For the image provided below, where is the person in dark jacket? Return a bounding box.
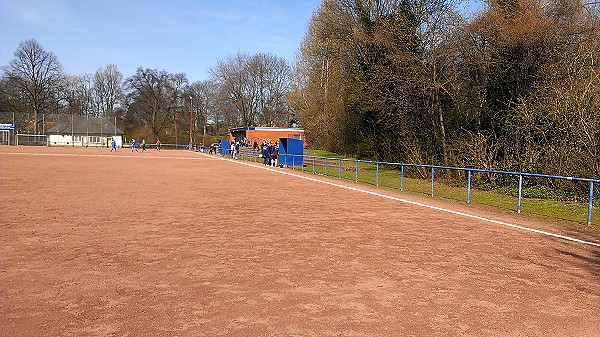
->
[270,141,279,167]
[261,140,270,166]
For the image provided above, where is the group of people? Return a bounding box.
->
[224,138,279,166]
[260,139,279,167]
[130,138,150,152]
[188,142,206,152]
[112,137,160,152]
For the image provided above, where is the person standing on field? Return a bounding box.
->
[141,138,147,152]
[261,140,269,166]
[234,141,240,159]
[267,141,274,166]
[110,138,117,152]
[156,139,161,151]
[230,139,236,158]
[131,138,138,152]
[270,141,279,167]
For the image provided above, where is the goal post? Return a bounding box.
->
[0,130,10,145]
[16,134,48,146]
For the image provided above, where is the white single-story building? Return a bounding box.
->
[45,115,124,147]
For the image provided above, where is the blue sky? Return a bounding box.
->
[0,0,322,82]
[1,0,483,83]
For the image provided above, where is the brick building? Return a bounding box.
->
[229,127,305,147]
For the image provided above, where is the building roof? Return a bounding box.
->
[229,126,304,133]
[46,115,124,136]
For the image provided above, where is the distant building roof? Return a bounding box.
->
[229,126,304,133]
[46,115,123,135]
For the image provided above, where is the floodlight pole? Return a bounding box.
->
[189,96,194,146]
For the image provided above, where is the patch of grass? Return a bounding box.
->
[304,148,349,158]
[501,185,559,200]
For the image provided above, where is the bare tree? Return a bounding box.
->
[502,0,600,179]
[124,68,188,140]
[291,0,351,151]
[0,76,31,130]
[413,0,463,165]
[93,64,124,117]
[188,80,220,144]
[2,39,64,134]
[210,52,292,128]
[251,53,292,126]
[456,0,600,181]
[62,74,94,116]
[210,53,255,127]
[294,0,459,162]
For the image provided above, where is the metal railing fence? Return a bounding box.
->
[237,149,598,225]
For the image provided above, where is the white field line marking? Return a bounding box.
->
[204,153,600,248]
[0,152,217,160]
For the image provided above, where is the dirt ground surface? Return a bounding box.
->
[1,146,598,336]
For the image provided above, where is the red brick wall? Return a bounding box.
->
[230,130,304,146]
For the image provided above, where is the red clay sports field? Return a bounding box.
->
[1,146,598,336]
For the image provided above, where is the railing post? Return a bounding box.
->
[400,165,404,191]
[339,159,342,179]
[376,162,379,187]
[517,175,523,214]
[312,157,315,174]
[588,181,594,225]
[292,155,295,170]
[355,161,359,182]
[431,167,435,197]
[466,170,472,204]
[325,158,328,176]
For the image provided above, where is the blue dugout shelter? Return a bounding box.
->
[219,140,230,155]
[279,138,304,167]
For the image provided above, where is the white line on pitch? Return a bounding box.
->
[202,152,600,248]
[0,152,217,160]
